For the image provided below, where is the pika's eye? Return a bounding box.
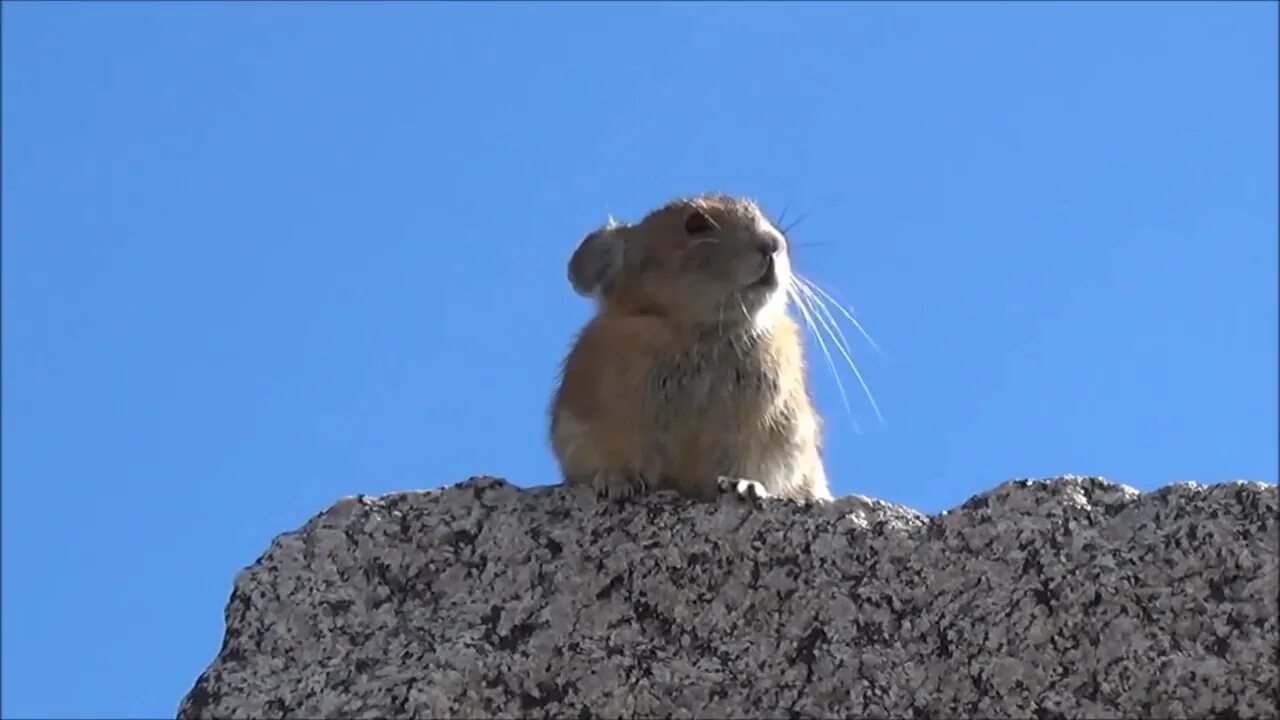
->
[683,209,718,236]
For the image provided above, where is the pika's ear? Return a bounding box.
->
[567,222,626,298]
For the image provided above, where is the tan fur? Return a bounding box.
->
[550,193,831,502]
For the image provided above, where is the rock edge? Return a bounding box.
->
[179,475,1278,719]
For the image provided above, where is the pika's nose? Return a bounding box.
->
[757,235,783,256]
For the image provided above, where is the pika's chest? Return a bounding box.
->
[645,344,781,418]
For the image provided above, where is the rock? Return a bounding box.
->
[178,475,1278,719]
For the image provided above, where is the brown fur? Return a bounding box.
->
[550,194,830,502]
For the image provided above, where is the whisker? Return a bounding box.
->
[793,284,865,417]
[786,191,848,236]
[792,275,885,426]
[792,277,858,364]
[797,280,884,426]
[788,282,861,433]
[800,276,882,355]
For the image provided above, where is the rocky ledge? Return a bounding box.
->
[178,475,1278,719]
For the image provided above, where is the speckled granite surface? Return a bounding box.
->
[178,475,1278,719]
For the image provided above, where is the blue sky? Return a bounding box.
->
[2,1,1275,717]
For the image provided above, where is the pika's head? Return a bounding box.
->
[568,194,790,329]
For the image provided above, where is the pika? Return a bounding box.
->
[549,193,832,503]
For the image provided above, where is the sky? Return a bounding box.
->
[2,1,1276,717]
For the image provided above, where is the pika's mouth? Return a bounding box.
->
[750,255,778,290]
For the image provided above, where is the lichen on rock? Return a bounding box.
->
[178,475,1278,719]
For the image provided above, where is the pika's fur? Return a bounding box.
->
[549,193,830,503]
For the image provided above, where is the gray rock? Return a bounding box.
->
[178,475,1279,719]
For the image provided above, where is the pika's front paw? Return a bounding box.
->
[593,472,648,501]
[717,476,771,504]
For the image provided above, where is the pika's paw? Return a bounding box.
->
[593,472,648,501]
[717,476,772,504]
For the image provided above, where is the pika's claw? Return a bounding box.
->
[593,472,648,501]
[717,476,771,504]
